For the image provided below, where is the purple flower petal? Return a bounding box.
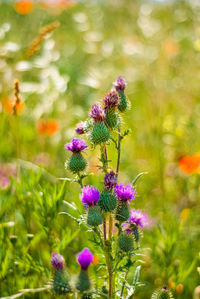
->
[51,252,65,270]
[81,186,100,207]
[113,77,127,92]
[128,209,150,228]
[104,171,117,190]
[75,122,85,135]
[65,138,87,153]
[89,104,105,122]
[77,248,93,270]
[114,184,136,202]
[103,91,119,109]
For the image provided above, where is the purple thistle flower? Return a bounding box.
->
[89,104,105,122]
[75,122,85,135]
[103,91,119,109]
[65,138,87,153]
[81,185,100,207]
[51,252,65,270]
[104,171,117,190]
[113,77,127,92]
[114,184,136,202]
[128,209,150,228]
[77,248,93,270]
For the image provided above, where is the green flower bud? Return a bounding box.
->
[105,109,120,129]
[118,232,134,252]
[52,269,71,295]
[90,122,110,144]
[76,269,91,292]
[151,287,174,299]
[87,206,103,227]
[115,202,130,222]
[99,189,117,212]
[66,153,87,174]
[117,90,128,112]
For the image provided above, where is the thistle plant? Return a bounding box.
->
[53,77,152,298]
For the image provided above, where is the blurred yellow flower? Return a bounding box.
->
[194,39,200,51]
[180,208,190,222]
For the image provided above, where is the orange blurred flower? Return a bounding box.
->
[179,153,200,174]
[4,98,25,115]
[92,255,99,266]
[162,38,179,57]
[15,0,34,15]
[168,279,175,289]
[176,284,184,294]
[37,119,59,136]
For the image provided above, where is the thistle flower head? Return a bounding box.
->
[51,252,65,270]
[65,138,87,153]
[114,184,136,202]
[81,185,100,207]
[89,104,105,122]
[77,248,93,270]
[128,209,150,228]
[104,171,117,190]
[103,91,119,109]
[113,77,127,92]
[75,122,85,135]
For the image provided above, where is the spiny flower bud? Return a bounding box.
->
[50,252,71,295]
[65,138,87,173]
[76,248,93,292]
[90,122,110,144]
[99,189,117,212]
[113,77,128,112]
[151,286,174,299]
[81,186,103,226]
[118,232,134,252]
[115,202,130,222]
[89,104,110,144]
[105,109,120,129]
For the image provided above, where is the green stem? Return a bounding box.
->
[116,125,121,177]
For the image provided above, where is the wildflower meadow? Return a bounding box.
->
[0,0,200,298]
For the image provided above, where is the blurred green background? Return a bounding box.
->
[0,0,200,298]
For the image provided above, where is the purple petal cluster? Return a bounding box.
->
[51,252,65,270]
[104,171,117,190]
[114,184,136,202]
[113,77,127,92]
[128,209,150,228]
[81,185,100,207]
[65,138,87,153]
[77,248,93,270]
[103,91,119,109]
[75,122,85,135]
[89,104,105,122]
